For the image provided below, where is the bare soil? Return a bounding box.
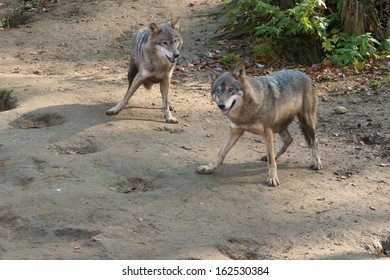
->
[0,0,389,260]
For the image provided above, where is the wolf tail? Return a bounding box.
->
[297,82,318,148]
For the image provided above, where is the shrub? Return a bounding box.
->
[323,32,381,67]
[221,0,388,67]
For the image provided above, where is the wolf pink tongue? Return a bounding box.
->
[221,108,229,115]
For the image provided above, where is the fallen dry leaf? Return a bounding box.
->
[91,235,100,242]
[33,70,43,75]
[135,215,144,222]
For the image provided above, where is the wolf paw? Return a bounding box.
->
[106,108,119,116]
[267,176,280,187]
[261,155,279,162]
[165,116,178,124]
[196,165,215,174]
[311,161,323,170]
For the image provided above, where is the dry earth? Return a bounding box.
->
[0,0,390,260]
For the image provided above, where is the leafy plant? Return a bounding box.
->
[220,0,388,67]
[381,39,390,51]
[253,0,330,41]
[220,53,240,65]
[0,0,43,28]
[324,32,380,68]
[221,0,333,65]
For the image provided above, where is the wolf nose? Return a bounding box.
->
[218,103,225,109]
[173,52,180,58]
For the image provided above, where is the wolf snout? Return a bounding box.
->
[218,103,225,109]
[166,52,180,63]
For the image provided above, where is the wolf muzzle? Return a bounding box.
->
[166,51,180,64]
[217,100,236,116]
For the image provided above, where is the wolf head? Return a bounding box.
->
[207,64,246,116]
[149,18,183,64]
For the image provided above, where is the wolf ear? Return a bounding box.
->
[206,67,220,84]
[170,17,180,31]
[232,63,246,80]
[149,23,161,34]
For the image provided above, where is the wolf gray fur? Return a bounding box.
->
[196,64,322,186]
[106,18,183,123]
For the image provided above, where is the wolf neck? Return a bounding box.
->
[228,77,266,125]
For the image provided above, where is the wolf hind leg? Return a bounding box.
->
[261,129,293,162]
[127,61,137,86]
[275,129,293,159]
[297,112,322,170]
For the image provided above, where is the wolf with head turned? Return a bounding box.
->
[196,64,322,186]
[106,18,183,123]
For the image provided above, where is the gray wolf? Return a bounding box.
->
[196,64,322,186]
[106,18,183,123]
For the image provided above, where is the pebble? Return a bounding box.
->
[334,106,348,114]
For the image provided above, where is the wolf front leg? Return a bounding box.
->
[106,73,144,115]
[264,127,280,186]
[160,79,178,123]
[196,126,244,174]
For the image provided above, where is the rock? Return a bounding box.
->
[334,106,348,114]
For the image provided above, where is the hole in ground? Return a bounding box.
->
[0,90,17,112]
[10,112,64,129]
[50,138,98,155]
[109,177,155,193]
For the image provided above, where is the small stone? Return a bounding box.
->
[334,106,348,114]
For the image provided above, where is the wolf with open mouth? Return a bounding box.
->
[196,64,323,186]
[106,18,183,123]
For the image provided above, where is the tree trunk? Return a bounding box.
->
[341,0,365,35]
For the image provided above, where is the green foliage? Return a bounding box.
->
[323,32,380,67]
[381,39,390,51]
[25,0,42,9]
[220,53,240,65]
[253,0,330,41]
[221,0,388,67]
[0,0,42,28]
[222,0,333,65]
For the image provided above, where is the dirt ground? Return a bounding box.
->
[1,0,389,260]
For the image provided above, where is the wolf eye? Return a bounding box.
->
[228,88,234,93]
[161,41,168,46]
[173,38,178,43]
